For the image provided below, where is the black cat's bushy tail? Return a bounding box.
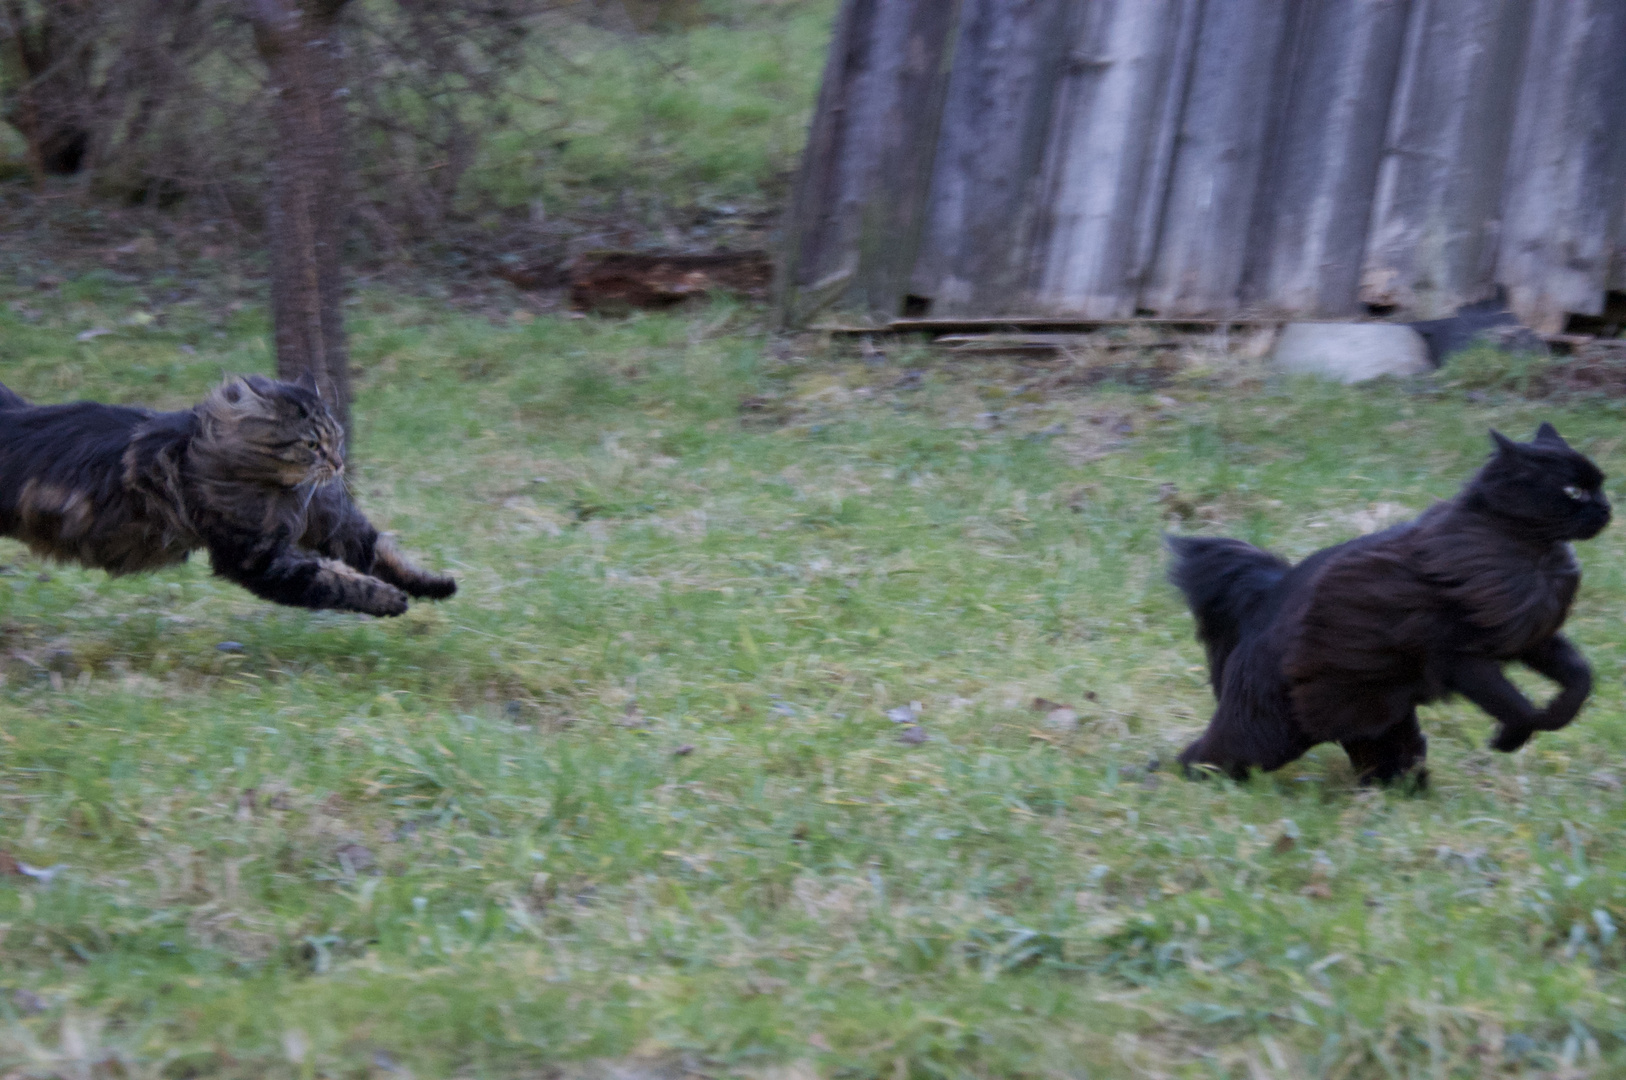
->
[0,383,28,410]
[1166,535,1291,693]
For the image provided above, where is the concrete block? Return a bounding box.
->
[1271,322,1432,383]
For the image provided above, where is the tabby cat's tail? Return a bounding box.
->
[0,383,27,410]
[1166,535,1291,693]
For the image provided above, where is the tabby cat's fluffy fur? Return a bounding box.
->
[1169,424,1608,784]
[0,375,454,616]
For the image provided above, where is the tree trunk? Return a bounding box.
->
[243,0,354,438]
[2,0,97,178]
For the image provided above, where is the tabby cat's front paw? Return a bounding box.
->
[404,572,456,600]
[357,581,411,617]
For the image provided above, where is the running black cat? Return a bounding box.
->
[1169,424,1608,784]
[0,375,455,616]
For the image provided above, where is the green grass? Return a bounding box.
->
[5,289,1626,1079]
[474,0,838,221]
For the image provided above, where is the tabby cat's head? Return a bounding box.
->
[1474,423,1610,541]
[194,374,345,487]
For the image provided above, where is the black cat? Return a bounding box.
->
[1169,424,1609,784]
[0,375,455,616]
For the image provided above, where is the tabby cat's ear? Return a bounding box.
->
[1490,429,1521,456]
[293,370,321,398]
[219,376,260,405]
[1532,422,1570,449]
[214,375,275,417]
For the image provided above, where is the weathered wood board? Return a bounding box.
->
[783,0,1626,331]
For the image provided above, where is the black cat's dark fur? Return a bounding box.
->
[1169,423,1609,784]
[0,375,455,616]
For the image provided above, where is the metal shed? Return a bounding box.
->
[778,0,1626,332]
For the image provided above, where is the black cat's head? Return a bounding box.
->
[1472,423,1610,540]
[195,373,345,487]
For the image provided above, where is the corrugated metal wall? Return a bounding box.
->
[780,0,1626,331]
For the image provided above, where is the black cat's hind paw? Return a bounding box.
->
[1178,757,1251,782]
[1358,765,1430,793]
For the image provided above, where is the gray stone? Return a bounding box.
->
[1271,322,1432,383]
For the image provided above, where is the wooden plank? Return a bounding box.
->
[1361,0,1532,318]
[932,334,1184,353]
[1140,0,1297,316]
[1497,0,1626,332]
[813,316,1282,336]
[776,0,964,325]
[1245,0,1411,316]
[1032,0,1203,317]
[907,0,1077,317]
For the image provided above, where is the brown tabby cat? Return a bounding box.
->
[0,374,455,616]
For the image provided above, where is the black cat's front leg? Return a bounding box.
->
[1445,656,1544,753]
[208,531,409,616]
[1508,635,1593,749]
[301,487,456,600]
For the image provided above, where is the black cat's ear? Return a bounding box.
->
[1532,422,1570,449]
[294,370,321,398]
[1490,429,1521,456]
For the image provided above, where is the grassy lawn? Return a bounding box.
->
[2,284,1626,1079]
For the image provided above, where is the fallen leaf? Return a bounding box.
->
[11,989,45,1015]
[336,843,374,874]
[1272,834,1296,854]
[745,974,788,995]
[0,850,21,876]
[1158,482,1197,521]
[672,744,696,756]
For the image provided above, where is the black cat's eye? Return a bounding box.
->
[1563,485,1590,501]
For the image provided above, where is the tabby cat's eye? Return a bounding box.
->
[1563,485,1589,501]
[306,439,320,450]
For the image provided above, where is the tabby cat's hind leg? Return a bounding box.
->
[370,535,456,599]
